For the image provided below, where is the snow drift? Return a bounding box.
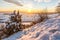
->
[17,15,60,40]
[3,14,60,40]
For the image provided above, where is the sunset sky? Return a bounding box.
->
[0,0,60,12]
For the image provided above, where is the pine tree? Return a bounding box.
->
[10,10,16,22]
[16,11,22,30]
[5,10,22,35]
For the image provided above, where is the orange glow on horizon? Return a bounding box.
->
[0,8,56,13]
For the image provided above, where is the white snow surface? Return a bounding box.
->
[21,13,40,22]
[17,16,60,40]
[3,31,24,40]
[3,14,60,40]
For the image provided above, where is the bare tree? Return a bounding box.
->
[38,8,48,22]
[56,3,60,14]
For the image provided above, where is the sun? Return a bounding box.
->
[23,3,33,12]
[28,9,32,13]
[26,3,33,13]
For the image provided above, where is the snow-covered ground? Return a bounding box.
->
[21,13,40,22]
[3,31,23,40]
[18,15,60,40]
[0,14,10,22]
[2,13,60,40]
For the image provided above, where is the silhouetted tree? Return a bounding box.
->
[4,10,22,36]
[38,8,48,22]
[56,3,60,14]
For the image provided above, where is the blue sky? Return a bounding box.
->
[0,0,60,11]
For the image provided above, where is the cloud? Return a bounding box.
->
[34,0,43,2]
[34,0,51,2]
[44,0,51,2]
[58,0,60,2]
[4,0,23,6]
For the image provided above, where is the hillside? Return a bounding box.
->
[3,14,60,40]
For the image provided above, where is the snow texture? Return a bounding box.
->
[3,14,60,40]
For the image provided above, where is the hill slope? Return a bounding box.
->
[3,14,60,40]
[17,16,60,40]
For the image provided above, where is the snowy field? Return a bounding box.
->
[16,15,60,40]
[0,13,60,40]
